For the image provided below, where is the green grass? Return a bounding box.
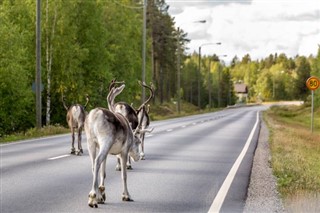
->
[264,105,320,209]
[0,124,69,143]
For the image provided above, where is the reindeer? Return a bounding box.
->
[135,81,154,160]
[62,94,89,155]
[85,84,152,208]
[110,80,154,170]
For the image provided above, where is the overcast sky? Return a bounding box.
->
[166,0,320,64]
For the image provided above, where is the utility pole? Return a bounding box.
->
[141,0,147,103]
[177,27,181,113]
[36,0,42,129]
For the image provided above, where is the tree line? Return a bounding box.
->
[0,0,319,136]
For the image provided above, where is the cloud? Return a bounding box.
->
[167,0,320,63]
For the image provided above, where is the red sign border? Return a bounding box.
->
[306,76,320,91]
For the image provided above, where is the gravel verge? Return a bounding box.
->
[244,120,286,213]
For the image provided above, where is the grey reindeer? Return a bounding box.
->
[85,83,152,208]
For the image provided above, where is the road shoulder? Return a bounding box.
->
[244,119,286,213]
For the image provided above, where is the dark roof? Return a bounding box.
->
[234,83,248,93]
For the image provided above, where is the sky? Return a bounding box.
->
[166,0,320,64]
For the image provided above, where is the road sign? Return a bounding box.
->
[306,76,319,133]
[306,76,320,91]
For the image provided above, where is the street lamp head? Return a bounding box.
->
[193,20,206,24]
[216,42,222,45]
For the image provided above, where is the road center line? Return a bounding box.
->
[48,154,70,160]
[166,129,173,132]
[208,111,260,213]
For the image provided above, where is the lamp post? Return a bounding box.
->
[36,0,41,129]
[141,0,147,103]
[198,42,221,108]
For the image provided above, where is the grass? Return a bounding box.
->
[264,105,320,211]
[0,124,69,143]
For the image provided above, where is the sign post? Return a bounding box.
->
[306,76,320,133]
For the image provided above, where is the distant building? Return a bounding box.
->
[234,83,248,103]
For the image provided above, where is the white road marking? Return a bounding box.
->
[208,111,259,213]
[181,125,186,128]
[48,154,70,160]
[166,129,173,132]
[146,134,153,137]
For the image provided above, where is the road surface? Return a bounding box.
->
[1,105,266,212]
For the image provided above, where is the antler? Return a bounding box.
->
[62,95,69,111]
[107,84,125,112]
[84,94,90,109]
[137,81,154,111]
[134,127,154,136]
[108,78,125,91]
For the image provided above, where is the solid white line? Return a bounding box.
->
[48,154,70,160]
[208,111,259,213]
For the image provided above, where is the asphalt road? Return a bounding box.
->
[1,105,267,213]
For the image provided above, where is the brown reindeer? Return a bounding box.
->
[62,94,89,155]
[111,80,154,170]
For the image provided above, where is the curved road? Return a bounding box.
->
[1,105,267,213]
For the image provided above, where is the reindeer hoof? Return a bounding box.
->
[127,165,132,170]
[80,149,83,154]
[70,148,76,155]
[88,193,98,208]
[75,150,81,156]
[140,153,145,160]
[88,203,98,208]
[98,186,106,204]
[122,196,134,202]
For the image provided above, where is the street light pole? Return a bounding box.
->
[198,42,221,108]
[177,27,181,114]
[36,0,42,129]
[141,0,147,104]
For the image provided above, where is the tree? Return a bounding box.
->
[294,56,311,100]
[0,0,35,134]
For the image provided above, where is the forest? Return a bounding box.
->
[0,0,319,136]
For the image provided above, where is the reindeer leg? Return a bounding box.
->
[115,156,121,171]
[87,139,97,208]
[140,133,146,160]
[120,153,133,202]
[98,159,107,204]
[70,129,76,154]
[76,129,82,155]
[88,142,111,208]
[127,156,132,170]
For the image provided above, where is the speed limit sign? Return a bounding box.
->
[306,76,320,91]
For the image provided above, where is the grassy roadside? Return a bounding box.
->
[264,105,320,211]
[0,124,69,143]
[0,101,217,144]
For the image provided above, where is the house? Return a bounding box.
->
[234,83,248,103]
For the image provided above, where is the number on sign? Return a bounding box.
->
[306,76,320,91]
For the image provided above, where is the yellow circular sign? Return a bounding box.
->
[306,76,320,91]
